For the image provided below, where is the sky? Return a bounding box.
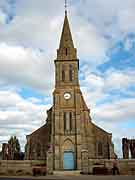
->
[0,0,135,158]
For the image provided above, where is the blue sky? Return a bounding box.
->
[0,0,135,157]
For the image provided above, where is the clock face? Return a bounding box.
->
[64,92,71,100]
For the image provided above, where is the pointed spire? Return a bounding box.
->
[57,3,77,60]
[59,11,74,49]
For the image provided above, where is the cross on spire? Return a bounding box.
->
[65,0,67,14]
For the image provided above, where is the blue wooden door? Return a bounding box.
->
[64,152,74,170]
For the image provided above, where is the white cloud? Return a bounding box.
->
[83,73,104,90]
[81,68,135,107]
[0,9,7,24]
[93,98,135,122]
[72,15,108,64]
[118,8,135,33]
[74,0,135,38]
[105,69,135,90]
[0,43,54,94]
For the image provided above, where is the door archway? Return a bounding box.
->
[62,139,75,170]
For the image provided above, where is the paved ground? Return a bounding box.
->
[0,176,135,180]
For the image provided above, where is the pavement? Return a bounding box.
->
[0,175,135,180]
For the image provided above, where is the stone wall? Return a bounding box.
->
[81,158,135,175]
[0,160,46,176]
[1,159,135,176]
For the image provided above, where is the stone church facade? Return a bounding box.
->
[25,11,115,170]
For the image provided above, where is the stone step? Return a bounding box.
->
[54,170,81,176]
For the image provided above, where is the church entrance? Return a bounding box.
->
[64,151,75,170]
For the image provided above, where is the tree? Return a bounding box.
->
[8,136,21,160]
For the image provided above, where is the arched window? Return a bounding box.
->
[64,112,72,131]
[66,48,68,56]
[62,65,65,82]
[31,145,36,159]
[98,142,103,156]
[64,112,66,130]
[62,70,65,81]
[69,65,73,81]
[70,112,72,130]
[37,143,41,158]
[107,143,110,159]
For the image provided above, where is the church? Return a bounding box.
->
[25,9,115,170]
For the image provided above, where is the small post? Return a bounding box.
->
[47,146,53,175]
[81,149,89,174]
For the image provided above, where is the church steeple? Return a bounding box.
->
[57,10,77,60]
[59,11,74,49]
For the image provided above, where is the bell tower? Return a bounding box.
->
[52,10,86,170]
[55,11,79,88]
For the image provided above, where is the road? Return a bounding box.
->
[0,176,135,180]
